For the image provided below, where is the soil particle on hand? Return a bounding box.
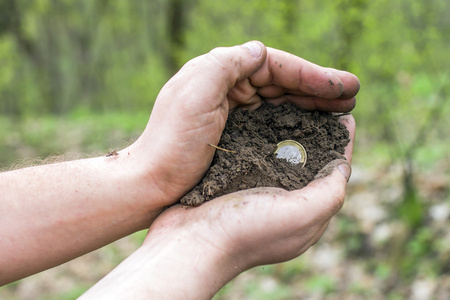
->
[180,102,350,206]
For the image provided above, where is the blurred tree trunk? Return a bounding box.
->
[0,0,42,115]
[146,0,193,77]
[335,0,368,70]
[0,0,40,66]
[1,0,64,114]
[161,0,197,76]
[43,2,62,114]
[283,0,298,34]
[165,0,185,75]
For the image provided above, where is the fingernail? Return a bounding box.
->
[243,41,263,59]
[338,163,351,182]
[314,159,350,181]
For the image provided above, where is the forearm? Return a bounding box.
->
[0,150,163,285]
[80,231,241,300]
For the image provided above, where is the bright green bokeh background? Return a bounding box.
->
[1,0,449,299]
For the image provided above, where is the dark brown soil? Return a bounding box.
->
[180,102,350,206]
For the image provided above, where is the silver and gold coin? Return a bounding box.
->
[274,140,307,167]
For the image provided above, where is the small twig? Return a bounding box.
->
[207,144,237,153]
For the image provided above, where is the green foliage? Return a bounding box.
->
[0,111,148,168]
[1,0,449,298]
[398,182,424,230]
[1,0,449,125]
[0,0,169,115]
[242,279,293,300]
[304,274,336,295]
[45,285,89,300]
[400,228,442,278]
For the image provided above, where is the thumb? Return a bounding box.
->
[278,160,350,224]
[200,41,267,89]
[314,159,351,182]
[289,160,351,220]
[156,41,267,112]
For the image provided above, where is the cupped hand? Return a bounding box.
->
[128,41,360,207]
[81,116,356,300]
[142,114,355,280]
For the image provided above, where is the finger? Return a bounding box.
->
[183,41,267,86]
[249,48,342,98]
[292,165,349,221]
[227,78,259,108]
[205,41,267,90]
[234,168,347,234]
[333,70,361,99]
[249,48,359,100]
[232,94,263,110]
[195,41,267,107]
[337,114,356,163]
[263,86,354,99]
[256,85,286,98]
[159,41,267,113]
[265,94,356,112]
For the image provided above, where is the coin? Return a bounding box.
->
[274,140,307,167]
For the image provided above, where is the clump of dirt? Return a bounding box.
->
[180,102,350,206]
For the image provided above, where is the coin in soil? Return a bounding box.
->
[180,102,350,206]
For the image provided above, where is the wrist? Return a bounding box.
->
[117,143,173,212]
[137,230,241,299]
[81,230,241,300]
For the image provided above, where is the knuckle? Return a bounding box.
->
[204,46,242,88]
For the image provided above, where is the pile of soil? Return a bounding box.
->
[180,102,350,206]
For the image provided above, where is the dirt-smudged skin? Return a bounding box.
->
[180,103,350,206]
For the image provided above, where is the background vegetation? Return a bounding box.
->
[1,0,449,299]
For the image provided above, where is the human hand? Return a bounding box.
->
[126,41,360,207]
[145,114,354,265]
[80,116,355,300]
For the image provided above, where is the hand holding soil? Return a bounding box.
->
[1,39,359,299]
[181,103,351,206]
[133,41,360,209]
[131,118,354,298]
[83,41,358,298]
